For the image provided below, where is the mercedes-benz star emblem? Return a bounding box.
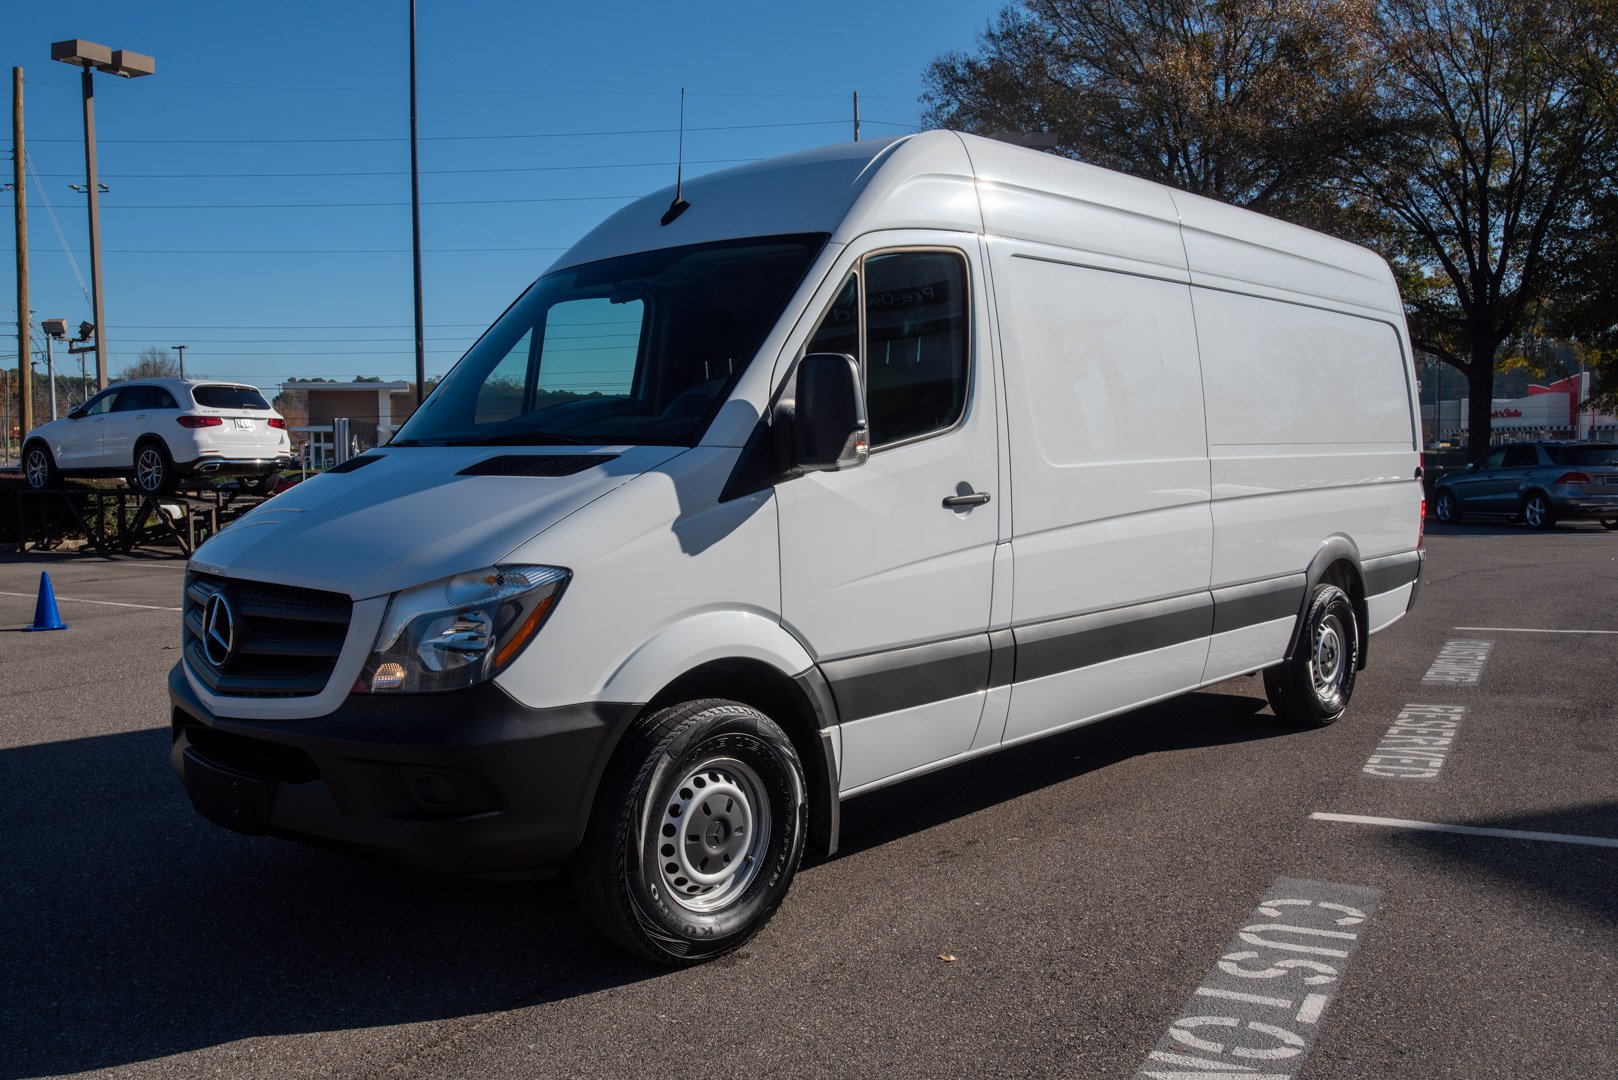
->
[202,591,236,669]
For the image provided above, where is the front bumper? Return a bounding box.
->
[169,663,638,876]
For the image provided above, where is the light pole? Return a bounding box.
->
[42,317,67,420]
[50,39,154,392]
[171,343,187,378]
[409,0,426,404]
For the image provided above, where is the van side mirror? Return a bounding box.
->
[793,353,868,472]
[67,406,85,420]
[1464,461,1476,472]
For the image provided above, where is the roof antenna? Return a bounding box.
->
[661,87,691,226]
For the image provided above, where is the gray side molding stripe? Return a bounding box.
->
[1211,574,1307,634]
[1014,591,1214,683]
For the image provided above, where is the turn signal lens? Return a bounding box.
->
[177,415,223,428]
[370,662,407,691]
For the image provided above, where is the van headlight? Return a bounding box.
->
[357,565,569,693]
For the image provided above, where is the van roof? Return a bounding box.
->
[552,130,1402,319]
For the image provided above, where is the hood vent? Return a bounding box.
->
[328,454,384,475]
[458,454,617,478]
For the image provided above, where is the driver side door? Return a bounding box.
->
[57,388,121,468]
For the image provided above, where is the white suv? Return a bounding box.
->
[22,378,294,495]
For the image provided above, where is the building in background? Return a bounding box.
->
[1422,371,1617,448]
[281,380,417,467]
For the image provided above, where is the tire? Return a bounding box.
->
[1602,519,1618,532]
[132,440,177,495]
[23,442,59,491]
[1522,491,1556,530]
[241,473,278,495]
[1264,583,1359,728]
[1433,488,1461,524]
[572,699,807,965]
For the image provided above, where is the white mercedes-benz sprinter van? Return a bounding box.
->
[171,132,1424,963]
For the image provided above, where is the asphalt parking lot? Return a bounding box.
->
[2,523,1614,1079]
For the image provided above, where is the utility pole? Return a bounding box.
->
[408,0,426,404]
[853,90,860,142]
[12,67,31,439]
[171,343,187,378]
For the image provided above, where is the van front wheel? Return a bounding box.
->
[1264,583,1358,727]
[572,699,807,965]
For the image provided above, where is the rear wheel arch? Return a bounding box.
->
[1284,538,1369,670]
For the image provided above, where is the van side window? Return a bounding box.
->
[862,250,969,447]
[538,297,644,400]
[1477,448,1507,470]
[805,274,860,359]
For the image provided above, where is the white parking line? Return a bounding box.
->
[0,590,180,612]
[1310,813,1618,849]
[1453,626,1618,635]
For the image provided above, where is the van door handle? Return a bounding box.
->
[942,489,991,509]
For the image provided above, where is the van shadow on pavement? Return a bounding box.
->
[0,691,1282,1077]
[0,726,647,1078]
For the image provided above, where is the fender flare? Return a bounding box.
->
[597,610,843,855]
[598,609,817,705]
[1283,536,1368,667]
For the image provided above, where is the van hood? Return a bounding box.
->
[189,445,684,599]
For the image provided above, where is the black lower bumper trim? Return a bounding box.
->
[169,664,640,876]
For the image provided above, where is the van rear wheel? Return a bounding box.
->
[1264,583,1358,727]
[572,698,807,965]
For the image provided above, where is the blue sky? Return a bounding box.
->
[3,0,996,391]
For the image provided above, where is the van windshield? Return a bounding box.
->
[391,234,826,447]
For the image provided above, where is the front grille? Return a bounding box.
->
[184,572,353,697]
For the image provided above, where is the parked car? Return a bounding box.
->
[1432,441,1618,530]
[169,132,1424,965]
[21,378,294,495]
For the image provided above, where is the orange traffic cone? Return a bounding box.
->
[24,571,68,632]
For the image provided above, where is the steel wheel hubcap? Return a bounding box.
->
[1311,614,1345,698]
[654,757,770,913]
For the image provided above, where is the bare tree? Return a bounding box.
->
[921,0,1389,226]
[121,346,182,381]
[1351,0,1617,454]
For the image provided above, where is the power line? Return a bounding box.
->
[21,79,916,101]
[4,246,565,254]
[78,194,642,210]
[25,157,756,180]
[23,119,850,146]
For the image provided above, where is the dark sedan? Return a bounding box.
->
[1433,442,1618,530]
